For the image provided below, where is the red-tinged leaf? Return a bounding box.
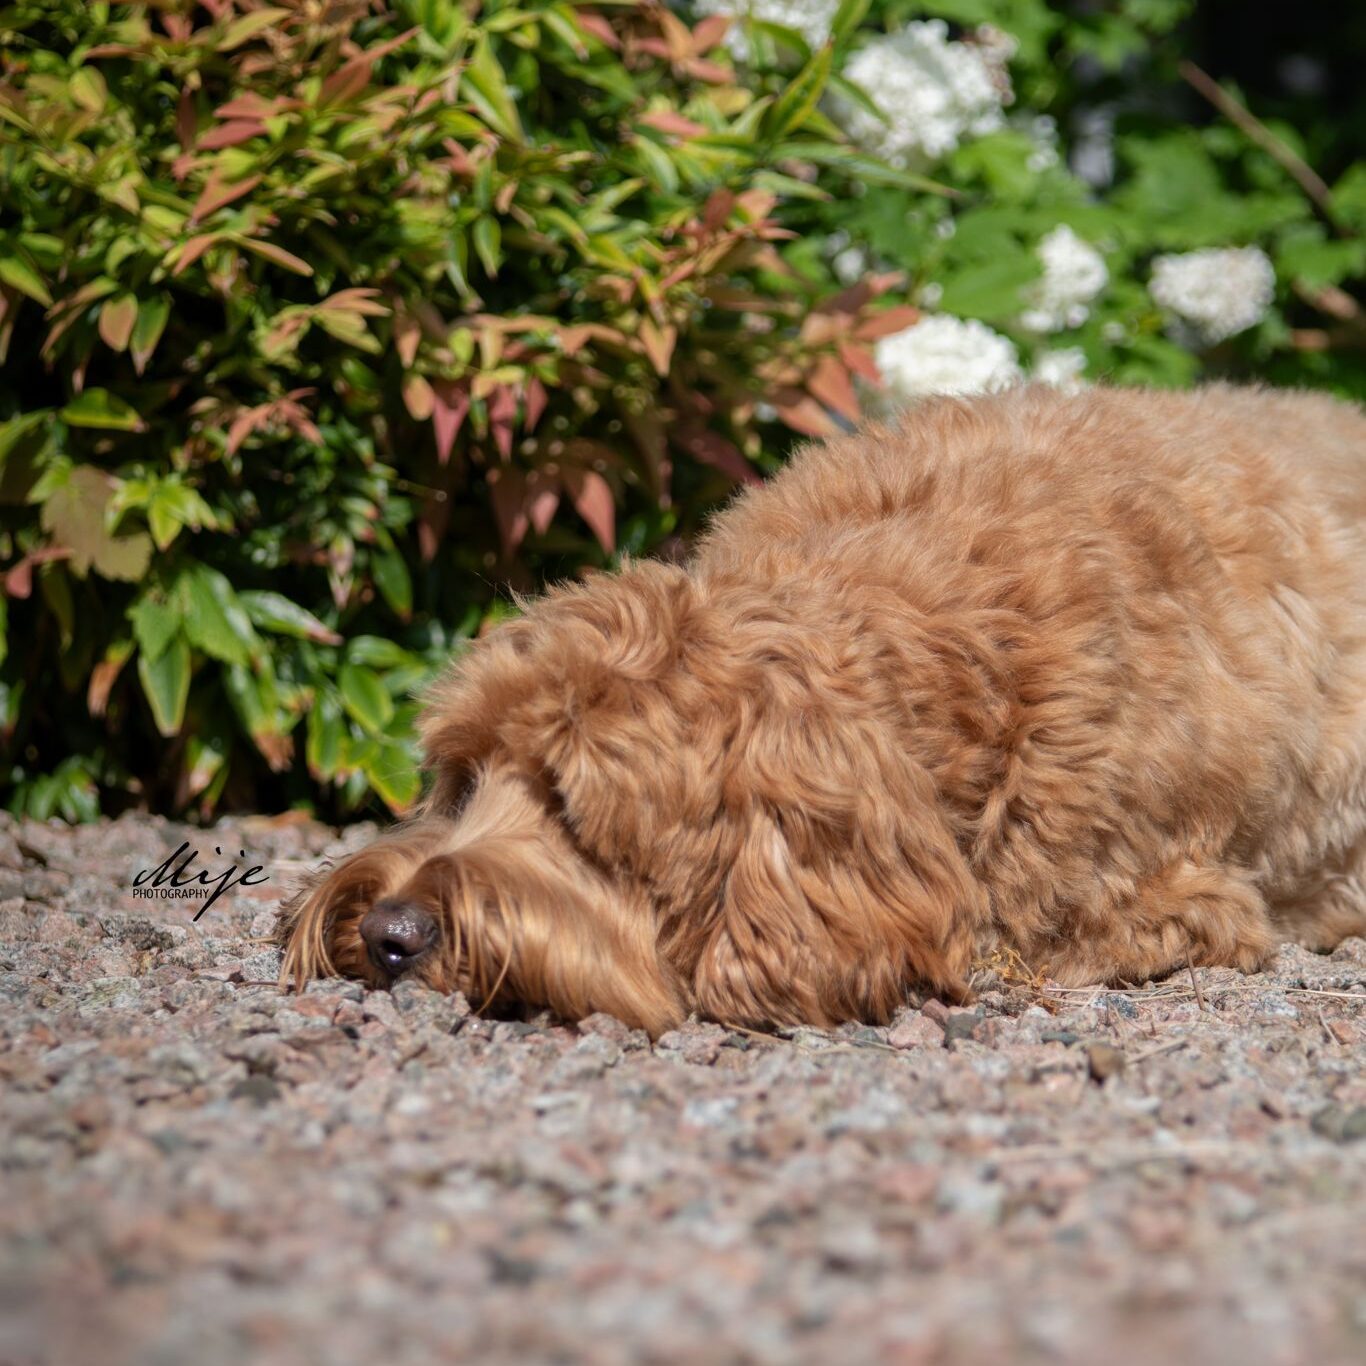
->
[176,86,196,150]
[839,340,881,384]
[225,405,269,456]
[734,188,778,222]
[173,234,220,274]
[806,354,860,424]
[702,189,736,231]
[319,27,418,105]
[855,305,921,341]
[692,15,732,52]
[565,469,615,553]
[523,376,548,431]
[576,12,620,48]
[773,389,839,437]
[800,312,846,348]
[238,238,314,276]
[656,9,694,60]
[394,310,421,367]
[528,483,560,535]
[683,57,731,84]
[279,402,323,447]
[441,138,476,176]
[559,325,591,356]
[488,385,518,461]
[5,558,32,600]
[674,428,759,485]
[639,319,676,376]
[640,110,707,139]
[402,373,434,421]
[190,173,261,223]
[318,288,388,317]
[97,293,138,352]
[820,274,903,318]
[319,58,373,106]
[88,640,133,716]
[431,382,470,464]
[4,547,71,600]
[488,471,530,556]
[199,119,265,150]
[215,93,285,119]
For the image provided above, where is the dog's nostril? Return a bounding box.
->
[359,902,438,976]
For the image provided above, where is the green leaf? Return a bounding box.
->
[338,661,395,734]
[69,67,108,113]
[130,295,171,375]
[365,740,421,812]
[937,254,1043,320]
[129,595,181,663]
[829,0,870,47]
[239,590,342,644]
[137,635,191,736]
[178,563,255,666]
[59,388,146,432]
[345,635,413,670]
[223,662,293,769]
[306,692,346,780]
[183,733,229,802]
[372,545,413,619]
[39,465,153,580]
[0,410,51,465]
[472,216,501,278]
[462,36,524,141]
[762,43,833,142]
[219,7,291,50]
[0,255,53,307]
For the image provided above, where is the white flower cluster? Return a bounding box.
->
[1148,247,1276,343]
[1019,225,1108,333]
[873,317,1091,405]
[824,229,871,285]
[874,316,1023,400]
[692,0,840,63]
[1016,113,1061,172]
[1032,346,1088,391]
[839,21,1007,165]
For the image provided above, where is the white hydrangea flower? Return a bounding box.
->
[1033,346,1088,391]
[838,21,1007,166]
[1016,113,1060,172]
[874,315,1023,402]
[1019,225,1109,333]
[692,0,841,63]
[1148,247,1276,343]
[832,245,870,284]
[823,229,870,285]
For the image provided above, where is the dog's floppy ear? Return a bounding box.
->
[690,714,988,1028]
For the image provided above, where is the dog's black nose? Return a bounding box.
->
[360,901,438,976]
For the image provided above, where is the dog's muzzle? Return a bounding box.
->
[360,900,439,977]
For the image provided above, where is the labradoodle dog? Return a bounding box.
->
[280,383,1366,1034]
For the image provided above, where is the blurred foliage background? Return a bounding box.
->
[0,0,1362,823]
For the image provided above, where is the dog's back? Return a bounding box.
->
[697,383,1366,969]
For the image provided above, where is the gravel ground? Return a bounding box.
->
[1,811,1364,1366]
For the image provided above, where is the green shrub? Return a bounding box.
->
[1,1,1361,822]
[0,0,911,819]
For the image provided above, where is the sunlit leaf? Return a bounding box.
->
[137,634,191,736]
